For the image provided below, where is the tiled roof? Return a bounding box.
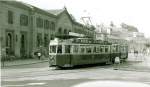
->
[47,8,78,23]
[46,9,64,15]
[1,1,56,17]
[1,1,33,10]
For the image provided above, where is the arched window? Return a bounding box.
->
[21,34,25,48]
[51,22,55,30]
[6,33,12,48]
[58,28,62,34]
[64,29,67,34]
[44,34,48,47]
[6,33,13,55]
[20,34,26,56]
[37,33,42,47]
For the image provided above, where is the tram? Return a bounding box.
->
[48,36,128,68]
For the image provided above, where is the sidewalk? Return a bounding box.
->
[120,53,150,72]
[1,58,48,67]
[128,53,150,66]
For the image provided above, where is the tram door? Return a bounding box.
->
[49,45,56,66]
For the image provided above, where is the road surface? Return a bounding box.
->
[1,53,150,87]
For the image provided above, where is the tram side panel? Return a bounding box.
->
[92,45,111,64]
[71,54,93,66]
[54,54,72,67]
[93,53,110,64]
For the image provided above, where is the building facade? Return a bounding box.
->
[95,22,148,53]
[0,1,95,59]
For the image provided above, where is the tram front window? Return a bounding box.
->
[57,45,62,53]
[50,46,56,53]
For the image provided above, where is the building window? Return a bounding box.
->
[37,33,42,47]
[20,14,28,26]
[36,17,43,28]
[44,20,50,29]
[58,28,62,34]
[6,33,13,55]
[64,29,67,34]
[44,34,48,47]
[16,35,18,42]
[8,11,13,24]
[51,22,55,30]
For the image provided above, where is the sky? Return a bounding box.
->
[17,0,150,38]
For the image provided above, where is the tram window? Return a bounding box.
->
[73,45,78,53]
[111,46,114,52]
[122,47,124,52]
[100,46,104,53]
[50,46,56,53]
[86,47,92,53]
[122,46,124,52]
[93,46,96,53]
[124,47,126,52]
[81,48,85,53]
[65,45,70,53]
[116,45,119,52]
[96,47,100,53]
[105,46,108,53]
[113,46,116,52]
[57,45,62,53]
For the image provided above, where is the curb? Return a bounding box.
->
[1,60,48,67]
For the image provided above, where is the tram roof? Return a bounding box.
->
[55,34,79,39]
[55,32,87,39]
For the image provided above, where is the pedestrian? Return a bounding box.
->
[114,57,120,70]
[37,52,41,60]
[134,50,138,58]
[147,49,150,56]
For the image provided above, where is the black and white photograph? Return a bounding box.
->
[0,0,150,87]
